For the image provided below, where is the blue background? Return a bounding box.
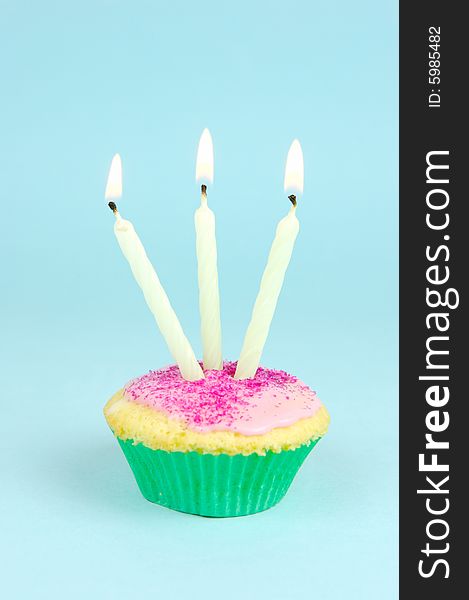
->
[0,1,397,598]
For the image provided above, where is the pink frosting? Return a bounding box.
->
[123,361,323,436]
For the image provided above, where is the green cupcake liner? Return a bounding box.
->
[117,437,320,517]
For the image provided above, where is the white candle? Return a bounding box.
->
[194,129,222,370]
[235,140,304,380]
[105,154,204,382]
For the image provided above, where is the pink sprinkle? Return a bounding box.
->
[123,361,323,435]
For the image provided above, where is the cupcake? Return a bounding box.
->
[104,361,329,517]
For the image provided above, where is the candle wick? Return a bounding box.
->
[108,201,120,219]
[288,194,297,207]
[200,184,208,206]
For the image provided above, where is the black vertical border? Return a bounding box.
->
[400,2,465,596]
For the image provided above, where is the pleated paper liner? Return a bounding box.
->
[117,437,321,517]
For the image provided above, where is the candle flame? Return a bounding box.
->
[195,128,214,185]
[284,139,304,196]
[105,154,122,200]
